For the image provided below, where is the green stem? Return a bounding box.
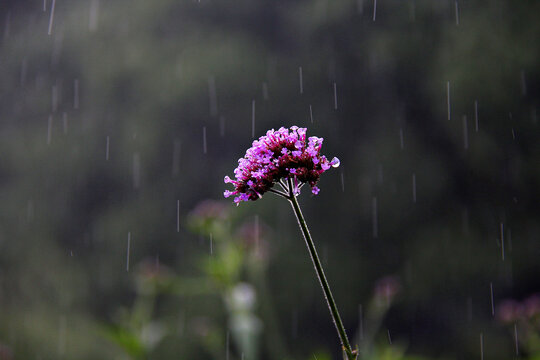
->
[286,178,357,360]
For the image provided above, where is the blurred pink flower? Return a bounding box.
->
[236,219,271,263]
[524,293,540,318]
[0,344,13,360]
[190,199,230,220]
[374,276,401,306]
[497,299,523,324]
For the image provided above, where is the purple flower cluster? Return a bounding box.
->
[224,126,339,204]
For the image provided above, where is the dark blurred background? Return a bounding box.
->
[1,0,539,359]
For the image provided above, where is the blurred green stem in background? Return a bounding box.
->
[286,177,358,360]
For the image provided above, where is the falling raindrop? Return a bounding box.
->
[133,153,141,189]
[474,100,479,132]
[177,200,180,233]
[480,332,484,360]
[358,304,364,341]
[387,329,392,344]
[455,1,459,25]
[463,115,469,150]
[331,157,340,168]
[409,0,416,21]
[73,79,79,109]
[208,76,218,116]
[126,232,131,272]
[462,207,470,235]
[372,197,378,238]
[62,112,68,134]
[52,84,58,112]
[47,115,53,145]
[467,296,473,322]
[43,0,47,12]
[520,70,527,96]
[357,0,364,14]
[489,282,494,316]
[291,310,298,339]
[340,171,345,192]
[203,126,207,154]
[105,136,110,160]
[219,116,226,137]
[226,330,230,360]
[210,233,213,254]
[20,58,27,86]
[299,66,303,94]
[507,227,512,252]
[373,0,377,21]
[254,214,260,253]
[172,139,181,177]
[412,173,417,203]
[446,81,451,120]
[3,12,10,40]
[47,0,56,35]
[251,100,256,138]
[27,200,34,222]
[58,315,66,355]
[178,311,185,337]
[500,222,505,261]
[89,0,100,32]
[514,323,519,355]
[309,104,314,123]
[333,82,338,110]
[399,128,404,150]
[508,112,516,140]
[262,82,269,100]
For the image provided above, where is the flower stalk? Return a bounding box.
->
[224,126,356,358]
[285,178,357,360]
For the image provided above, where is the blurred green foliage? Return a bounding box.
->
[0,0,539,359]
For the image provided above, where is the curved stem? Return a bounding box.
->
[279,179,289,193]
[268,188,289,199]
[286,178,357,360]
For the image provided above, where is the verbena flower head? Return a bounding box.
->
[224,126,340,204]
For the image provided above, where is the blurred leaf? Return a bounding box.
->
[203,244,244,288]
[99,324,146,360]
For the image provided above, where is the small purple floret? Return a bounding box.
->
[224,126,340,205]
